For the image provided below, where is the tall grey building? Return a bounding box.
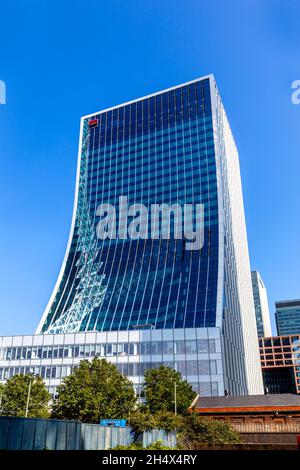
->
[251,271,272,338]
[0,76,263,396]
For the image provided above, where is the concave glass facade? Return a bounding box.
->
[36,76,263,395]
[39,78,218,334]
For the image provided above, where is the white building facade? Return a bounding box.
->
[0,328,223,398]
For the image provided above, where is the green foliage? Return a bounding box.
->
[111,442,143,450]
[52,357,136,423]
[0,374,50,418]
[179,413,241,445]
[146,440,176,450]
[129,409,156,433]
[129,409,182,433]
[143,366,196,415]
[112,441,175,450]
[154,410,183,432]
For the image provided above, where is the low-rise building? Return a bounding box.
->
[189,394,300,443]
[0,329,223,398]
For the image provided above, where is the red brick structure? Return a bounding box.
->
[189,394,300,442]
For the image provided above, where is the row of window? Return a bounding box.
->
[89,198,218,214]
[89,164,217,186]
[90,98,207,120]
[89,115,212,138]
[261,361,296,367]
[47,380,219,399]
[88,154,216,179]
[87,116,213,151]
[88,137,215,160]
[260,353,300,361]
[88,169,217,191]
[89,181,218,200]
[88,147,215,173]
[88,190,219,212]
[89,129,214,154]
[0,359,218,382]
[88,137,215,166]
[260,347,297,353]
[259,336,300,347]
[0,339,216,361]
[88,143,215,174]
[89,102,210,124]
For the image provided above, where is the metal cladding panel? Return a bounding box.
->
[104,426,112,450]
[0,418,9,448]
[33,419,47,450]
[66,421,77,450]
[0,417,161,450]
[143,429,177,448]
[97,425,107,449]
[111,427,119,449]
[6,418,23,450]
[21,419,37,450]
[82,423,93,450]
[89,425,98,450]
[119,427,132,447]
[7,418,23,450]
[45,419,58,450]
[56,421,67,450]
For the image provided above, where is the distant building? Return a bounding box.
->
[251,271,272,338]
[275,300,300,336]
[259,335,300,395]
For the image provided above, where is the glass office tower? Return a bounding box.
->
[275,300,300,336]
[36,75,263,395]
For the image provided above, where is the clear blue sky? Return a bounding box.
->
[0,0,299,336]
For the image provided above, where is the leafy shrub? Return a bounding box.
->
[112,441,175,450]
[179,413,241,445]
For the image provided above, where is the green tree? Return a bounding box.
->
[1,374,50,418]
[180,413,241,445]
[52,357,136,423]
[143,366,196,414]
[154,410,183,432]
[0,382,4,411]
[129,409,157,433]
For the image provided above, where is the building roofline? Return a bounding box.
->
[81,74,215,120]
[190,405,300,414]
[275,300,300,306]
[261,334,300,339]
